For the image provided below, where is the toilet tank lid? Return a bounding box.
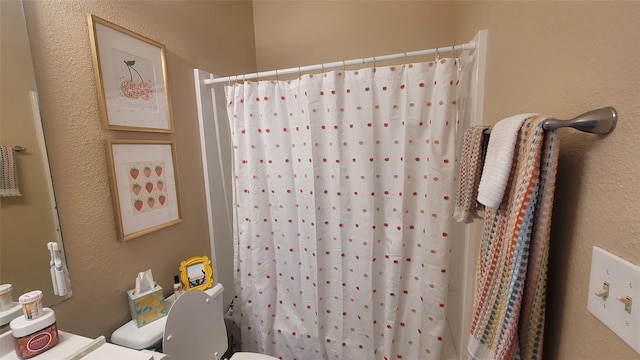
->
[204,283,224,299]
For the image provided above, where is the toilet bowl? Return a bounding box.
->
[111,284,277,360]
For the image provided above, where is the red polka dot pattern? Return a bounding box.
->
[225,59,459,359]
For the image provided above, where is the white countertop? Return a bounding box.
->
[0,330,154,360]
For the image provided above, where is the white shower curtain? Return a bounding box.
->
[227,59,460,359]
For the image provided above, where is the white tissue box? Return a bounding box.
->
[127,285,166,328]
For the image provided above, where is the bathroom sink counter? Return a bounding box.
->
[0,330,153,360]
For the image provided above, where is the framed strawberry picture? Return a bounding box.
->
[106,140,182,241]
[88,15,174,133]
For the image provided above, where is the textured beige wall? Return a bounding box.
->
[253,1,458,71]
[254,0,640,358]
[21,0,256,338]
[453,2,640,359]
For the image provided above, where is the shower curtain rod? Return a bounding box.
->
[204,41,476,85]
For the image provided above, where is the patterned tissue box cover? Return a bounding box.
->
[127,285,167,328]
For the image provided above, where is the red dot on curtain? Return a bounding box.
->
[419,82,425,87]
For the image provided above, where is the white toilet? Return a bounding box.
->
[111,284,277,360]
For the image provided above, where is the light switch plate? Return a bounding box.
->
[587,246,640,354]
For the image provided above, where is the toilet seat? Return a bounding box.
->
[163,289,277,360]
[163,289,225,359]
[229,353,281,360]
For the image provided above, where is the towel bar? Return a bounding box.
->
[483,107,618,135]
[542,107,617,135]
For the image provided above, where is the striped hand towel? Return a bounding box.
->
[476,113,537,209]
[468,115,559,360]
[454,125,490,223]
[0,145,21,197]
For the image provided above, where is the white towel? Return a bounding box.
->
[0,145,21,197]
[476,113,537,209]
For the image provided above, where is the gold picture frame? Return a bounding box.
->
[88,14,174,133]
[105,140,183,241]
[179,256,213,291]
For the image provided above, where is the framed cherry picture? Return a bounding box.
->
[106,140,182,241]
[88,14,174,132]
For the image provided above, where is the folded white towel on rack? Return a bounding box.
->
[476,113,538,209]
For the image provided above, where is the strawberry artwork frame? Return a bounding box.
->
[106,140,182,241]
[88,14,174,133]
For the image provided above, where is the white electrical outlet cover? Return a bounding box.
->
[587,246,640,354]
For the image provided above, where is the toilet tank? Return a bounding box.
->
[205,283,225,312]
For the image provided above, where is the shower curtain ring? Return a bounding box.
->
[298,66,302,79]
[275,69,279,82]
[373,56,377,70]
[342,60,346,74]
[435,48,440,61]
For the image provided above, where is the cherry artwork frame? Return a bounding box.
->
[88,14,174,133]
[105,140,183,241]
